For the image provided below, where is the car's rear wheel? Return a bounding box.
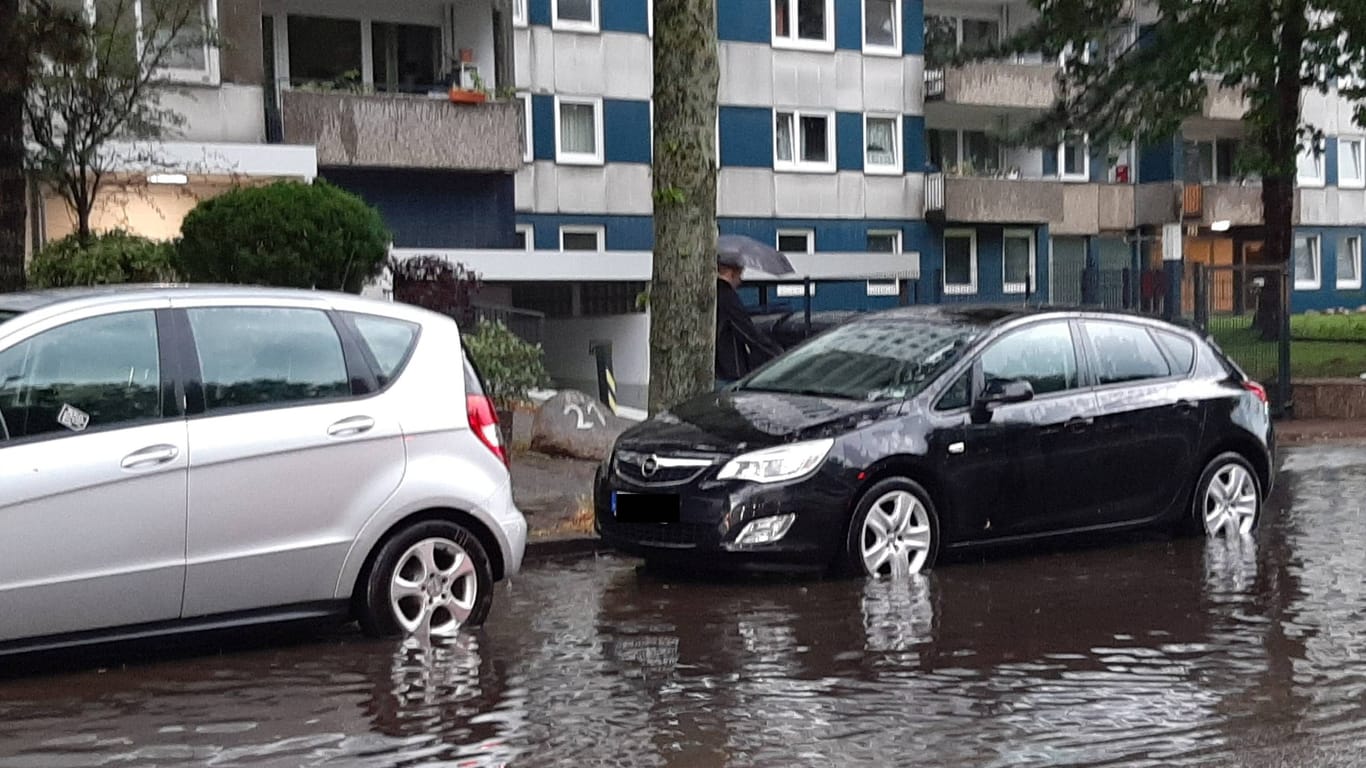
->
[358,520,494,638]
[841,478,940,578]
[1192,453,1261,538]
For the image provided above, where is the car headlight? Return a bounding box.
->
[716,439,835,484]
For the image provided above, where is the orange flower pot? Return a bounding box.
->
[449,88,487,105]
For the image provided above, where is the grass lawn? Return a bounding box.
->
[1210,315,1366,380]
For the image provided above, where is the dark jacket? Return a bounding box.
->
[716,279,783,380]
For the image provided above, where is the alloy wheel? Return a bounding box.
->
[1203,463,1258,537]
[389,538,479,637]
[860,490,933,578]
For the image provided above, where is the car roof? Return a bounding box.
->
[861,304,1202,335]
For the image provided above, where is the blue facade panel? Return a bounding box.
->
[601,0,648,34]
[528,0,551,27]
[837,112,864,171]
[718,0,770,43]
[720,106,774,168]
[604,99,652,164]
[903,115,927,172]
[1292,226,1366,312]
[835,0,862,51]
[532,94,556,161]
[324,168,516,249]
[1139,137,1178,182]
[519,213,655,251]
[903,0,924,54]
[1326,138,1340,187]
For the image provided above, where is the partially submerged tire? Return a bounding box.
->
[358,520,494,638]
[1191,452,1262,538]
[842,478,940,578]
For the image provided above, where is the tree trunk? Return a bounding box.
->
[0,0,27,292]
[648,0,719,413]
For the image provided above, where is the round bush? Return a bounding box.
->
[28,230,177,288]
[174,180,390,293]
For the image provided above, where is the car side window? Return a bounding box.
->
[188,307,350,411]
[346,313,420,386]
[1084,321,1172,385]
[0,311,161,443]
[935,369,972,411]
[1155,330,1196,375]
[979,322,1080,397]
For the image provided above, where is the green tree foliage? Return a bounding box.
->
[28,230,176,288]
[462,320,552,410]
[174,180,391,293]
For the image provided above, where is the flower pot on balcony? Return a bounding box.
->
[449,88,487,105]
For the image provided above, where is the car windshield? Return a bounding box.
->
[737,318,981,401]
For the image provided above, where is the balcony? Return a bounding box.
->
[925,174,1140,234]
[278,90,523,172]
[924,61,1060,111]
[1201,83,1247,122]
[1189,183,1263,227]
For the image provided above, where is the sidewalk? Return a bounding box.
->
[1276,418,1366,444]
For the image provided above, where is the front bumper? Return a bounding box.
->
[592,464,852,572]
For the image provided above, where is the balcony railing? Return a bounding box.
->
[924,172,945,214]
[922,61,1059,110]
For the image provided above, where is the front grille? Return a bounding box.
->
[613,449,717,487]
[603,522,715,548]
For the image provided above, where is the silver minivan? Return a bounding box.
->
[0,286,527,652]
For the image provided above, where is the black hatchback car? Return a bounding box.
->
[595,307,1274,577]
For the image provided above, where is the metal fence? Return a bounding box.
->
[471,303,547,347]
[1191,263,1292,415]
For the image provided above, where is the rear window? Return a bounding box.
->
[347,313,420,386]
[1155,330,1196,374]
[1082,321,1172,385]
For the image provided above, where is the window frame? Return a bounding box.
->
[135,0,221,85]
[863,113,903,175]
[1338,235,1363,290]
[1297,144,1326,187]
[942,228,978,295]
[0,308,173,448]
[1058,132,1090,182]
[552,0,600,33]
[512,0,528,27]
[1294,234,1322,290]
[1001,228,1036,295]
[862,0,901,56]
[772,0,836,52]
[518,92,534,163]
[1338,137,1365,190]
[773,108,837,173]
[1078,319,1180,390]
[515,223,535,252]
[776,228,815,255]
[554,95,605,166]
[559,225,605,251]
[865,230,902,296]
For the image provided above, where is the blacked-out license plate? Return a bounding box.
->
[612,492,681,523]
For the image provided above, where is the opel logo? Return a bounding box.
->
[640,455,660,477]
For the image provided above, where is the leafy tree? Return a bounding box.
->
[462,320,552,411]
[174,180,391,293]
[976,0,1366,334]
[25,0,215,243]
[649,0,720,411]
[28,229,176,287]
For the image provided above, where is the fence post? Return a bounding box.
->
[1278,264,1293,417]
[1081,267,1097,305]
[1121,268,1133,310]
[1193,266,1208,331]
[933,270,943,304]
[590,341,618,414]
[803,278,813,335]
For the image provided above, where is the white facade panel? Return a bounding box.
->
[719,44,775,105]
[515,165,536,211]
[532,161,559,211]
[773,172,842,217]
[555,165,611,213]
[863,56,906,113]
[164,85,267,144]
[718,168,777,217]
[604,164,654,214]
[522,163,651,215]
[513,28,534,90]
[836,171,867,217]
[520,31,651,99]
[903,56,926,116]
[527,26,558,92]
[835,52,865,112]
[865,174,919,219]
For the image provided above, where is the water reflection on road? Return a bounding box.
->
[2,445,1364,767]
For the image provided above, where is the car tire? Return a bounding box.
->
[839,477,941,578]
[357,520,494,639]
[1189,452,1262,538]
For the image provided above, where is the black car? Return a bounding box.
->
[594,307,1274,577]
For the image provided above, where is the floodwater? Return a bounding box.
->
[2,445,1365,767]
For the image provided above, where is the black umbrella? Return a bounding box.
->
[717,234,797,276]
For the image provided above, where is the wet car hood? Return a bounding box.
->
[617,390,894,455]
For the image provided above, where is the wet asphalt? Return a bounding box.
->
[1,443,1364,767]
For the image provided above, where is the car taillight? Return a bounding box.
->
[466,394,508,465]
[1242,380,1268,404]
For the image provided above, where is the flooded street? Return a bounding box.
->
[2,444,1365,767]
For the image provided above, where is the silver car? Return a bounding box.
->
[0,286,526,652]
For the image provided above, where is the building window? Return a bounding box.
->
[929,128,1001,176]
[1297,144,1325,186]
[287,16,362,87]
[1003,229,1035,294]
[943,229,977,295]
[866,230,901,296]
[1339,137,1365,189]
[512,0,528,27]
[1339,236,1363,290]
[555,96,604,165]
[1059,133,1089,181]
[1182,138,1241,184]
[371,22,442,93]
[864,115,901,174]
[145,0,220,84]
[518,93,533,163]
[924,14,999,68]
[553,0,599,32]
[560,226,604,251]
[777,229,815,254]
[863,0,900,54]
[773,0,834,51]
[515,224,534,251]
[774,110,835,173]
[1294,234,1321,290]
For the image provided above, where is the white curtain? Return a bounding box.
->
[1294,236,1318,283]
[866,119,897,166]
[560,103,596,155]
[775,113,794,162]
[864,0,896,47]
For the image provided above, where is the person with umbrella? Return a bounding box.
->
[715,235,791,389]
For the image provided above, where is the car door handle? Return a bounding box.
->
[1065,416,1094,433]
[121,444,180,470]
[327,416,375,438]
[1176,399,1198,412]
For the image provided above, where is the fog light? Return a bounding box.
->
[733,514,797,546]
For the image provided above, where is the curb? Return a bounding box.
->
[525,535,606,560]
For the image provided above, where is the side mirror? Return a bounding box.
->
[972,378,1034,421]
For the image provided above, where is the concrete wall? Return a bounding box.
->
[942,178,1062,224]
[1203,184,1263,227]
[541,313,651,409]
[163,85,268,144]
[939,62,1058,111]
[41,182,260,242]
[1294,379,1366,419]
[1298,188,1366,227]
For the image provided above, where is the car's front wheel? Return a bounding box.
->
[1192,452,1262,538]
[841,478,940,578]
[358,520,494,638]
